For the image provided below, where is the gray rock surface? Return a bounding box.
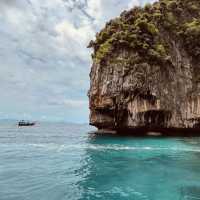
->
[88,0,200,134]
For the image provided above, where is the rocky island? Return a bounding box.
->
[88,0,200,135]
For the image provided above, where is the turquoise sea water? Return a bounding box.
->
[1,122,200,200]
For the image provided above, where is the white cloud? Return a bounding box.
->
[128,0,140,9]
[63,99,88,108]
[55,20,94,60]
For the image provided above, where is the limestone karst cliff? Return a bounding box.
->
[88,0,200,134]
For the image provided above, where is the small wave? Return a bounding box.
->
[183,195,200,200]
[27,143,200,153]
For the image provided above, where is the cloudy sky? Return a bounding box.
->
[0,0,155,123]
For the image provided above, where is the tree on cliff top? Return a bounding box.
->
[88,0,200,65]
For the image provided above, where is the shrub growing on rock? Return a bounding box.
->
[89,0,200,64]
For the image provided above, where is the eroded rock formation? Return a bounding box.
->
[88,0,200,134]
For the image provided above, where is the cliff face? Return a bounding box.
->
[88,0,200,133]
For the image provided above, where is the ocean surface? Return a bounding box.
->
[1,122,200,200]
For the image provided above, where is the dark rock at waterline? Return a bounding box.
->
[88,0,200,135]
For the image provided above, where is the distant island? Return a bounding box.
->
[88,0,200,135]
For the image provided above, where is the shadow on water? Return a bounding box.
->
[74,133,200,200]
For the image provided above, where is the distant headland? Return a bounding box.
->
[88,0,200,135]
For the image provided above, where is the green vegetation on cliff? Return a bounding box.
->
[88,0,200,65]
